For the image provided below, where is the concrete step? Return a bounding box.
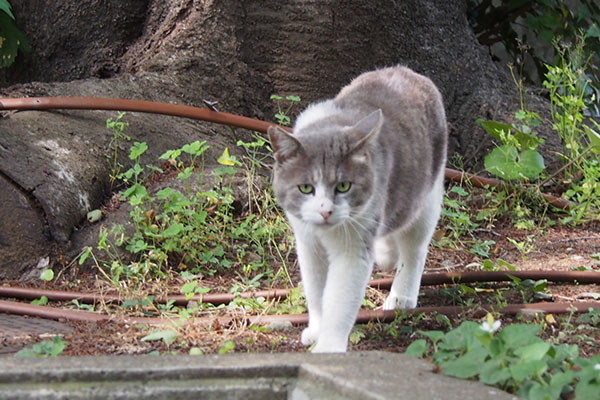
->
[0,351,518,399]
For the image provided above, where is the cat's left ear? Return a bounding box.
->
[350,109,384,150]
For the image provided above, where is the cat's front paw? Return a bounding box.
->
[301,326,319,346]
[383,294,417,310]
[311,339,347,353]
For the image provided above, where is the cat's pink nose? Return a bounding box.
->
[320,210,333,221]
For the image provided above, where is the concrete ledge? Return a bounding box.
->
[0,351,518,399]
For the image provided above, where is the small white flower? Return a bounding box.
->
[594,364,600,371]
[480,314,502,334]
[480,320,501,333]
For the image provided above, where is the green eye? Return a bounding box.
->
[298,184,314,194]
[335,181,352,193]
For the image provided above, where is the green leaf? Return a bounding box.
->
[181,281,198,294]
[31,296,49,306]
[419,330,445,344]
[40,269,54,282]
[156,187,175,200]
[440,345,488,379]
[497,258,517,271]
[0,0,15,19]
[141,329,178,346]
[129,141,148,160]
[79,246,93,265]
[0,11,30,68]
[181,140,209,156]
[583,124,600,154]
[161,222,183,237]
[159,148,181,161]
[16,336,66,358]
[477,119,513,141]
[484,145,544,180]
[405,339,428,357]
[514,342,551,361]
[189,347,204,355]
[438,321,481,351]
[509,359,547,381]
[479,359,511,385]
[87,209,102,223]
[450,186,469,196]
[518,149,545,179]
[499,324,542,349]
[218,339,235,354]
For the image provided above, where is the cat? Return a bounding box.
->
[267,66,447,353]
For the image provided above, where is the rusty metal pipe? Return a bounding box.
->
[444,168,571,210]
[0,96,279,133]
[0,286,291,307]
[251,301,600,326]
[2,270,599,307]
[1,298,597,327]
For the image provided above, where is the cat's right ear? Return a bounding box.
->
[268,126,302,164]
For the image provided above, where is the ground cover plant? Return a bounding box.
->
[8,50,600,399]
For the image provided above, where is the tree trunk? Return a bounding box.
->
[0,0,561,278]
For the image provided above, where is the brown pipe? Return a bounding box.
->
[250,301,600,326]
[444,168,571,210]
[0,286,291,307]
[0,96,281,134]
[2,270,599,307]
[0,96,570,209]
[0,299,165,324]
[1,297,596,327]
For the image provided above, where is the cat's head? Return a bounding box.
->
[268,109,383,228]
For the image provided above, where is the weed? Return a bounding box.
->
[478,64,545,182]
[141,329,178,347]
[407,313,600,399]
[218,339,236,354]
[106,112,131,189]
[16,335,67,358]
[507,236,536,260]
[270,95,301,126]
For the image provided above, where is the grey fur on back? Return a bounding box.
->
[270,66,447,236]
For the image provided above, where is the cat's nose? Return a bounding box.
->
[319,210,333,221]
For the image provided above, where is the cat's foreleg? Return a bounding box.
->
[291,220,328,346]
[312,248,373,353]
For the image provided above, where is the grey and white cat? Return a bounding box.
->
[268,66,447,353]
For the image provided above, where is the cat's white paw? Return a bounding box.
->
[301,326,319,346]
[311,339,347,353]
[383,294,417,310]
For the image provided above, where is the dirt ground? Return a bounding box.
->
[2,216,599,358]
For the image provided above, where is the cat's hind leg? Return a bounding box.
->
[374,233,399,271]
[383,173,444,310]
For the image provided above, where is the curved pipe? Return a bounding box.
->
[0,96,570,209]
[0,298,597,327]
[2,270,599,308]
[0,96,278,134]
[0,286,291,307]
[444,168,571,210]
[0,299,162,325]
[251,301,600,326]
